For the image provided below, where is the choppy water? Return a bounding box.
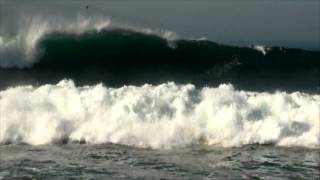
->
[1,144,319,179]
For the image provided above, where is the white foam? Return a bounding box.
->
[0,80,319,149]
[253,45,270,55]
[0,15,177,68]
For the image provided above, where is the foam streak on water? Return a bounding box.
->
[0,80,319,149]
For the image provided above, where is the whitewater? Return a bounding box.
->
[1,80,318,149]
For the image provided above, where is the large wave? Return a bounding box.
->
[0,80,319,149]
[0,16,176,68]
[1,17,319,92]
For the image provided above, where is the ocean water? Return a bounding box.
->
[0,10,320,180]
[1,144,319,179]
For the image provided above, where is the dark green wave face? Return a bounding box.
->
[1,29,319,92]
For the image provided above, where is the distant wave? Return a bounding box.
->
[0,17,319,92]
[0,80,319,149]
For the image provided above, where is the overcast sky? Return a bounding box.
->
[1,0,319,49]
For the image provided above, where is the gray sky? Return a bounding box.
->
[1,0,319,49]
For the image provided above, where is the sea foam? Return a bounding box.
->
[0,80,319,149]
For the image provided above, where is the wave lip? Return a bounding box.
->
[0,80,319,149]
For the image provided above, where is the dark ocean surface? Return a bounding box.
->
[1,144,319,179]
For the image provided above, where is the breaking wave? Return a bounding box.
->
[0,16,176,68]
[1,17,319,92]
[0,80,319,149]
